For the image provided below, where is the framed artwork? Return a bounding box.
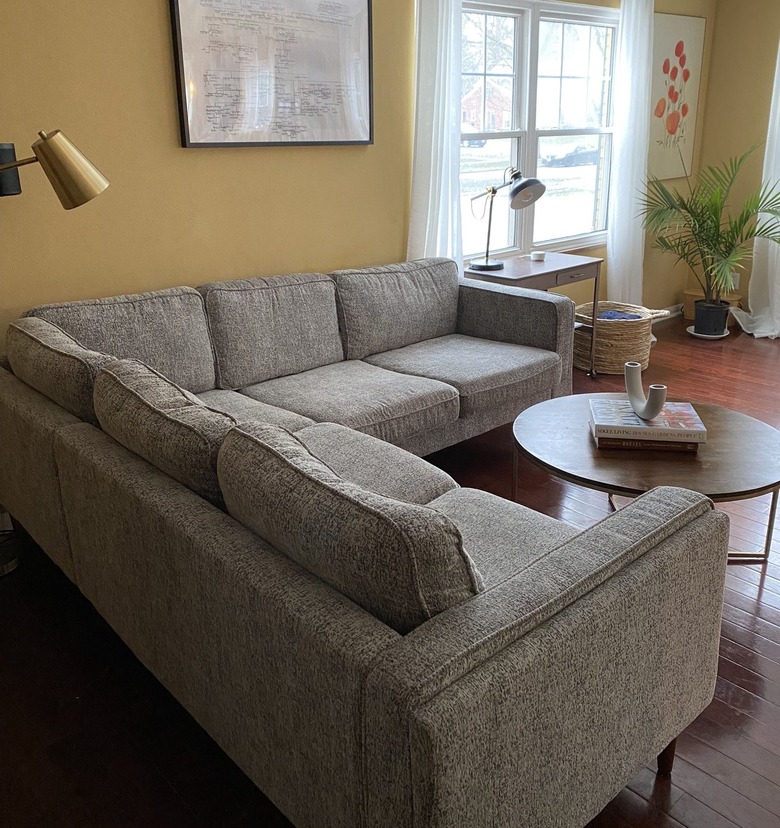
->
[169,0,373,147]
[648,14,706,180]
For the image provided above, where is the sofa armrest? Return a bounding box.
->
[0,353,10,372]
[362,487,729,828]
[456,278,575,396]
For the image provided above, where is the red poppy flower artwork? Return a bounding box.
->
[650,14,705,179]
[652,32,694,150]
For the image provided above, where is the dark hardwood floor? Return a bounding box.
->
[1,316,778,827]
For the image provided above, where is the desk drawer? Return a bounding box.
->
[555,263,599,285]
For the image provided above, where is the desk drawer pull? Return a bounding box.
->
[556,267,595,285]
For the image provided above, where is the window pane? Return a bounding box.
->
[486,77,514,130]
[485,15,515,74]
[461,139,515,257]
[538,21,562,77]
[462,12,517,135]
[538,20,614,129]
[560,78,587,127]
[536,78,560,130]
[462,75,484,131]
[535,135,609,243]
[462,13,485,74]
[561,23,589,77]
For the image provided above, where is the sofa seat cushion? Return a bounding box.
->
[429,488,578,587]
[330,258,459,360]
[197,389,314,431]
[198,273,344,389]
[6,317,117,425]
[26,287,216,394]
[294,422,458,504]
[364,334,561,417]
[218,422,482,633]
[94,360,237,507]
[239,360,459,445]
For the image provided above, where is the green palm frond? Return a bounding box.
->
[639,145,780,303]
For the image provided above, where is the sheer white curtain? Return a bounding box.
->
[407,0,463,262]
[731,40,780,339]
[606,0,654,304]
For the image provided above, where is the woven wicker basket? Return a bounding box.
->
[574,302,670,375]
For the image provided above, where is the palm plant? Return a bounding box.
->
[640,147,780,304]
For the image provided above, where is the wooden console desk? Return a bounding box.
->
[464,252,603,376]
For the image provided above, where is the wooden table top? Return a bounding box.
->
[513,393,780,501]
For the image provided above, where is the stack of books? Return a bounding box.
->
[589,398,707,452]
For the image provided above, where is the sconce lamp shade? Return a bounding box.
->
[0,144,22,197]
[0,130,109,209]
[32,131,109,209]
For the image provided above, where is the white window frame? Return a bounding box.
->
[461,0,618,256]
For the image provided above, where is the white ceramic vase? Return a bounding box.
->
[624,361,667,420]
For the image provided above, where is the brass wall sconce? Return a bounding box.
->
[0,130,109,209]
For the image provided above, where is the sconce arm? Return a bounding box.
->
[0,156,38,173]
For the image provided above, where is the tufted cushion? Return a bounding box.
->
[218,422,483,634]
[93,359,236,507]
[330,258,460,360]
[6,317,117,425]
[26,287,216,393]
[198,273,344,389]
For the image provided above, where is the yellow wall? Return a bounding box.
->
[0,0,414,333]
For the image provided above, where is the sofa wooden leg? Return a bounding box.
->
[657,738,677,776]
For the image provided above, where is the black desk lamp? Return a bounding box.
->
[469,167,545,271]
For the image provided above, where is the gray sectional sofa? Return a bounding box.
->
[0,257,729,827]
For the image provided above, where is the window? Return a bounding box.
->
[460,2,617,259]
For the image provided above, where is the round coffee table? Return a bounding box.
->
[512,393,780,563]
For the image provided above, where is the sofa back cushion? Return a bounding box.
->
[218,422,483,634]
[93,359,236,507]
[330,258,460,360]
[6,317,117,425]
[26,287,216,393]
[198,273,344,389]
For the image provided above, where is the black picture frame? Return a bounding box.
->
[169,0,373,148]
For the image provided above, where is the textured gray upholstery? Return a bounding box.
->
[457,279,576,398]
[94,360,236,507]
[295,422,458,504]
[240,360,460,444]
[331,258,460,359]
[26,287,216,393]
[53,423,399,828]
[362,488,730,828]
[0,367,81,580]
[198,273,344,389]
[365,333,561,417]
[218,422,483,634]
[197,388,314,431]
[6,317,117,426]
[430,487,578,585]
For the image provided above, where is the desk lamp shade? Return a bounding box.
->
[32,130,109,209]
[509,175,545,209]
[0,144,22,197]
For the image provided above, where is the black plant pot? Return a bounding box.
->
[694,299,730,336]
